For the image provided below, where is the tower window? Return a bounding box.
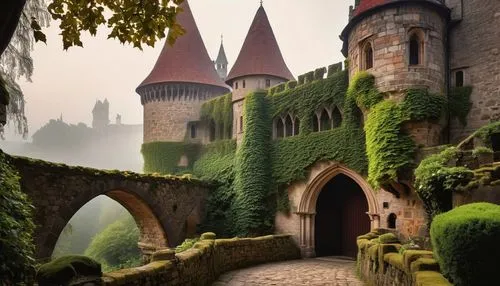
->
[243,80,246,88]
[364,42,373,70]
[409,33,422,66]
[190,125,196,139]
[456,71,464,87]
[266,79,271,88]
[235,82,239,89]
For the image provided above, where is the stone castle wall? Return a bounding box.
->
[448,0,500,143]
[347,4,447,95]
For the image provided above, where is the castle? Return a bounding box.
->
[137,0,500,258]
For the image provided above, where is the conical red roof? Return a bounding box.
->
[353,0,387,17]
[226,6,294,84]
[137,1,229,90]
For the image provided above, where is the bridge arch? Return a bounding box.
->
[297,163,380,257]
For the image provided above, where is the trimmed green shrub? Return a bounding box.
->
[430,203,500,286]
[200,232,216,240]
[36,255,101,286]
[0,151,36,284]
[378,233,399,244]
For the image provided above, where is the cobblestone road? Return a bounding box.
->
[212,257,364,286]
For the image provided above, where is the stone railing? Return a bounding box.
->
[77,233,300,286]
[356,231,452,286]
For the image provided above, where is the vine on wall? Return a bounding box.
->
[200,93,233,139]
[448,86,473,126]
[141,142,200,174]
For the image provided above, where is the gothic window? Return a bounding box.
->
[387,213,397,229]
[243,80,246,88]
[312,114,319,132]
[294,117,300,136]
[266,79,271,88]
[364,42,373,70]
[209,120,216,142]
[456,71,464,87]
[332,106,342,128]
[319,109,331,131]
[190,125,196,139]
[409,33,423,66]
[276,118,284,138]
[285,115,293,137]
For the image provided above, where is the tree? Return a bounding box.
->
[0,0,186,138]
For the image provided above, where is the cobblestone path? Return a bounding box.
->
[212,257,364,286]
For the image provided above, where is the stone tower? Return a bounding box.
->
[215,36,228,81]
[92,99,109,129]
[226,3,294,142]
[340,0,449,146]
[136,0,230,144]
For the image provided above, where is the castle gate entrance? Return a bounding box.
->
[315,174,370,258]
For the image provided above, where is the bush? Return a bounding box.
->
[36,255,101,286]
[175,238,200,253]
[378,233,399,244]
[430,203,500,286]
[0,151,36,284]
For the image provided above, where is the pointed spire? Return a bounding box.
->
[226,5,294,85]
[216,35,228,65]
[137,0,229,91]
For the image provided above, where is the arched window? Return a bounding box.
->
[209,120,216,142]
[294,117,300,136]
[312,114,319,132]
[276,118,284,138]
[285,115,293,137]
[190,125,196,139]
[409,33,422,66]
[387,213,397,229]
[319,109,331,131]
[332,106,342,128]
[364,42,373,70]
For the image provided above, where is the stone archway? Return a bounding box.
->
[297,164,379,257]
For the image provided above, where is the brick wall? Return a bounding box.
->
[347,4,447,95]
[448,0,500,142]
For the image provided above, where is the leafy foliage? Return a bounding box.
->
[364,100,416,187]
[141,142,200,174]
[414,147,474,224]
[36,255,101,285]
[84,216,141,272]
[200,93,233,140]
[473,121,500,145]
[175,237,200,253]
[47,0,185,50]
[346,71,383,110]
[431,203,500,286]
[401,89,447,121]
[232,92,273,236]
[0,150,36,284]
[448,86,473,126]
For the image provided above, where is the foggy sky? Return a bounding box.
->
[17,0,350,133]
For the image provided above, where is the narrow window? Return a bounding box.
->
[243,80,246,88]
[235,82,239,89]
[294,117,300,136]
[209,120,216,142]
[190,125,196,139]
[332,106,342,128]
[276,118,284,138]
[388,213,397,229]
[456,71,464,87]
[285,115,293,137]
[239,116,243,132]
[364,42,373,70]
[409,34,420,65]
[312,115,319,132]
[266,79,271,88]
[319,109,331,131]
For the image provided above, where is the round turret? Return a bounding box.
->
[341,0,449,96]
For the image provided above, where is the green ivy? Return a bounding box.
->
[200,93,233,139]
[401,89,447,121]
[448,86,473,126]
[473,121,500,145]
[232,92,273,236]
[141,142,200,174]
[0,150,36,284]
[346,71,383,110]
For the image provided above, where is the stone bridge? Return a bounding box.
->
[8,155,211,260]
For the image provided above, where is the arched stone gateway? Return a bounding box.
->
[297,164,380,258]
[9,156,210,260]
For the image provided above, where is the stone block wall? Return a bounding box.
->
[448,0,500,143]
[346,4,447,95]
[356,231,451,286]
[77,234,300,286]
